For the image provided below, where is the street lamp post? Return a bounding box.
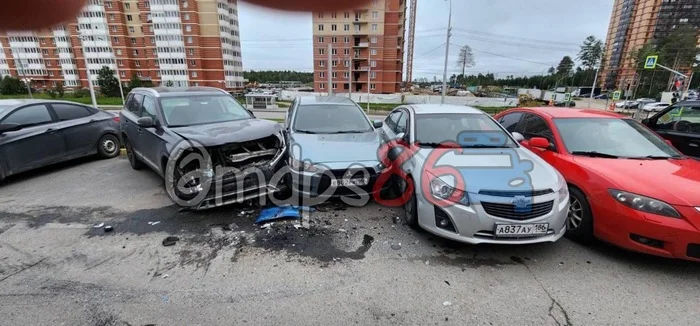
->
[440,0,452,105]
[588,66,599,107]
[77,34,98,108]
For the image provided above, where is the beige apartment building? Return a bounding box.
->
[311,0,407,94]
[601,0,700,90]
[0,0,245,91]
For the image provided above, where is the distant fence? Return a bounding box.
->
[279,91,518,107]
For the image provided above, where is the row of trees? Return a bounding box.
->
[244,70,314,84]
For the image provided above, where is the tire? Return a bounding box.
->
[402,177,420,230]
[565,187,594,242]
[124,137,145,170]
[97,134,120,159]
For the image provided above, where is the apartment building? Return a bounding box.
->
[0,0,244,91]
[601,0,700,89]
[312,0,406,94]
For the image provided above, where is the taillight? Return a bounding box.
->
[112,116,120,123]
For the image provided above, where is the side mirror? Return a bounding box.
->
[373,121,383,128]
[528,137,550,149]
[0,123,22,134]
[395,132,406,141]
[511,132,525,142]
[137,116,155,128]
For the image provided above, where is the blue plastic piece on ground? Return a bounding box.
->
[255,206,313,224]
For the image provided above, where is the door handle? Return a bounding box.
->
[45,128,56,134]
[689,143,699,148]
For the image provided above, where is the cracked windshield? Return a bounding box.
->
[0,0,698,325]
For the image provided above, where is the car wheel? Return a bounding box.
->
[402,177,419,230]
[97,134,120,159]
[565,187,594,242]
[124,137,145,170]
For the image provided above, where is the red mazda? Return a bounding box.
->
[493,107,700,261]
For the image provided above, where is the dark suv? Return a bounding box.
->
[119,87,287,210]
[642,100,700,159]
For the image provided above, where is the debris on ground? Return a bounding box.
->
[390,243,402,250]
[147,221,161,226]
[393,216,400,224]
[93,222,104,228]
[255,206,314,224]
[338,228,347,233]
[162,236,179,247]
[443,301,452,306]
[162,274,169,279]
[444,281,450,286]
[103,225,114,233]
[261,223,273,230]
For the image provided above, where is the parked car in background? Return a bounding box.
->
[284,96,388,202]
[554,100,575,108]
[120,87,287,210]
[642,100,700,158]
[635,98,656,108]
[0,99,120,183]
[382,104,569,244]
[615,100,638,109]
[640,102,669,112]
[594,94,608,100]
[494,107,700,262]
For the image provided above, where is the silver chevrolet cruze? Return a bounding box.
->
[378,104,569,244]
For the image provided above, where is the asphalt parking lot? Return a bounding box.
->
[0,157,698,325]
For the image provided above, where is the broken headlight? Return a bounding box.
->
[289,156,319,173]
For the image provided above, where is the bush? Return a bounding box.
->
[72,88,91,98]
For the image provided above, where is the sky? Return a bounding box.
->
[238,0,614,79]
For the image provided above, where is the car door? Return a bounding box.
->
[517,113,561,162]
[497,111,524,134]
[121,93,144,155]
[379,109,403,142]
[0,104,66,174]
[648,104,700,158]
[138,94,166,171]
[50,102,102,157]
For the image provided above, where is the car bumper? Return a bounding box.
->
[288,167,391,201]
[594,202,700,262]
[416,192,569,245]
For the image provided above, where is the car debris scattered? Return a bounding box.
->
[442,301,452,306]
[390,243,402,250]
[103,225,114,233]
[162,236,180,247]
[147,221,161,226]
[93,222,105,228]
[256,206,313,224]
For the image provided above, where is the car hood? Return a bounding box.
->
[416,146,561,194]
[290,132,381,165]
[573,156,700,206]
[170,119,282,147]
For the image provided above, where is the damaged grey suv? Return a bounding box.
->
[120,87,286,210]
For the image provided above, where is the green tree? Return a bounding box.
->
[129,74,142,89]
[243,70,314,84]
[0,76,26,95]
[55,82,64,98]
[97,66,121,97]
[578,36,604,70]
[547,67,555,75]
[556,56,575,76]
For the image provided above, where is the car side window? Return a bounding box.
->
[395,110,408,134]
[498,112,523,132]
[127,93,144,115]
[2,104,53,127]
[384,111,402,133]
[142,96,158,120]
[655,105,700,134]
[52,103,93,121]
[286,98,297,128]
[521,114,554,142]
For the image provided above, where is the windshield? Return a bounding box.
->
[0,106,11,115]
[293,104,372,134]
[160,95,252,127]
[554,118,682,158]
[415,113,517,148]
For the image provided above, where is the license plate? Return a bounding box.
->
[494,223,549,238]
[331,178,369,187]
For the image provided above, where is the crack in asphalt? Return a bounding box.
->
[510,256,572,326]
[0,257,47,283]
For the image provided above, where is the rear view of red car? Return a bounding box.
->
[494,107,700,261]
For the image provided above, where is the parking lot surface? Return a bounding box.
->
[0,157,698,325]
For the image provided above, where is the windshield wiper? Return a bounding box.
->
[572,151,620,158]
[628,155,683,160]
[332,130,371,134]
[461,144,511,149]
[295,129,318,134]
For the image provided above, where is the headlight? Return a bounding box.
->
[289,156,319,173]
[430,176,469,206]
[609,189,680,218]
[556,172,568,202]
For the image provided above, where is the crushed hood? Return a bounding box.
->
[170,119,282,147]
[573,156,700,206]
[290,132,382,164]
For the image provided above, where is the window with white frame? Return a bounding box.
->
[344,49,350,55]
[332,83,337,89]
[186,25,192,32]
[344,24,350,31]
[371,60,377,67]
[371,24,378,31]
[319,71,325,78]
[319,60,325,67]
[191,71,197,77]
[370,83,376,90]
[332,60,337,67]
[344,72,349,78]
[331,24,337,31]
[371,71,377,79]
[332,49,337,55]
[318,24,324,31]
[319,48,325,55]
[331,37,337,43]
[318,37,324,43]
[320,83,325,89]
[372,11,378,19]
[371,37,377,43]
[371,49,377,55]
[184,13,190,20]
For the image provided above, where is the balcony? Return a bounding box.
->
[354,42,369,48]
[352,55,368,61]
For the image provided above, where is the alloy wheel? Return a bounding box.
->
[567,196,583,230]
[102,138,117,155]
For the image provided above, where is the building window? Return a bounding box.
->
[331,12,337,18]
[320,83,325,89]
[680,18,689,23]
[131,38,137,45]
[320,72,325,78]
[332,49,337,55]
[344,37,350,43]
[113,37,119,44]
[332,60,338,67]
[372,11,378,19]
[133,49,139,55]
[184,13,190,20]
[371,71,377,79]
[189,49,194,55]
[46,60,51,66]
[344,49,350,55]
[331,24,337,31]
[116,49,122,55]
[120,71,126,77]
[318,37,324,43]
[191,71,197,77]
[118,60,124,66]
[189,60,195,66]
[371,49,377,55]
[319,60,325,67]
[127,15,133,21]
[371,24,378,31]
[187,36,193,43]
[332,83,337,89]
[318,24,324,31]
[331,37,337,43]
[135,61,141,67]
[111,26,117,32]
[105,1,112,8]
[125,3,130,9]
[332,72,337,78]
[344,12,350,19]
[129,26,135,33]
[344,72,349,78]
[42,49,49,55]
[319,48,325,55]
[371,37,377,43]
[186,25,192,32]
[371,60,377,67]
[144,1,149,8]
[182,0,188,8]
[109,13,115,20]
[344,60,349,67]
[344,24,350,31]
[371,83,376,90]
[372,0,378,6]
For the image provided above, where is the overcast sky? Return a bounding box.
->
[238,0,613,79]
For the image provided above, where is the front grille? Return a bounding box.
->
[687,244,700,259]
[481,200,554,220]
[479,189,554,197]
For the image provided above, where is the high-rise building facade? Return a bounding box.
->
[0,0,244,91]
[312,0,406,94]
[601,0,700,89]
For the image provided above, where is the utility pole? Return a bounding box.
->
[367,48,371,113]
[441,0,452,105]
[16,52,33,98]
[327,43,332,96]
[78,34,98,108]
[588,66,599,108]
[348,56,352,99]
